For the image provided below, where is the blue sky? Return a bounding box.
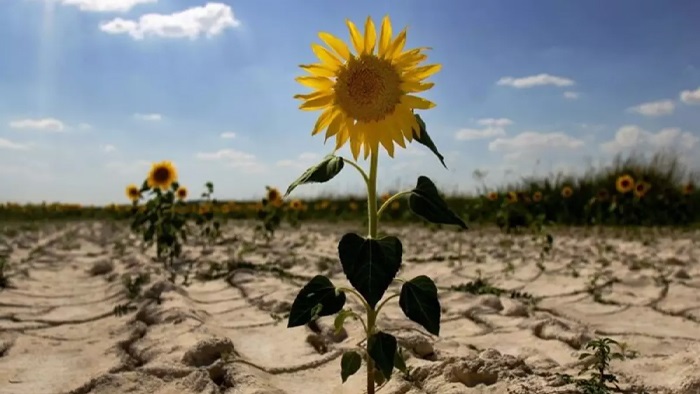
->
[1,0,699,204]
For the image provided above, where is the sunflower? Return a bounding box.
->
[147,161,177,190]
[125,184,140,202]
[294,15,440,159]
[176,186,188,201]
[266,187,283,207]
[596,189,610,202]
[561,186,573,199]
[506,191,518,204]
[390,201,401,210]
[683,183,694,195]
[616,174,634,194]
[349,201,359,211]
[532,191,543,203]
[634,181,651,198]
[290,199,303,211]
[380,193,392,203]
[486,192,498,201]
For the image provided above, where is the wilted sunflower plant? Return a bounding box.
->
[255,186,284,242]
[286,16,466,393]
[194,181,222,252]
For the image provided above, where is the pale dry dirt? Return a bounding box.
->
[1,221,700,394]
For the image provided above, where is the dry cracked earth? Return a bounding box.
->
[1,221,700,394]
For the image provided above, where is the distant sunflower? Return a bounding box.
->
[634,181,651,198]
[683,183,694,196]
[381,193,392,203]
[486,192,499,201]
[532,191,543,203]
[616,174,634,194]
[125,184,140,202]
[506,191,518,204]
[349,201,359,211]
[596,189,610,202]
[390,201,401,210]
[294,15,440,159]
[561,186,573,199]
[147,161,177,191]
[266,187,283,207]
[176,186,188,201]
[290,199,303,211]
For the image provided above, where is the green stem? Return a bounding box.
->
[377,190,412,219]
[366,149,379,394]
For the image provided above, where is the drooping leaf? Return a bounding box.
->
[409,176,467,229]
[286,155,344,197]
[334,309,354,335]
[399,275,441,335]
[338,233,402,308]
[340,351,362,383]
[368,331,397,380]
[394,348,408,374]
[287,275,346,328]
[412,114,447,169]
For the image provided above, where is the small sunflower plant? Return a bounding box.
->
[255,186,285,242]
[194,181,222,252]
[286,16,467,393]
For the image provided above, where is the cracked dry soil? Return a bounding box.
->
[1,221,700,394]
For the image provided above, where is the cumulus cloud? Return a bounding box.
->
[0,138,29,150]
[455,127,506,141]
[680,87,700,105]
[56,0,156,13]
[9,118,66,132]
[563,91,580,100]
[477,118,513,127]
[496,73,575,88]
[489,131,585,154]
[196,148,264,172]
[100,3,240,40]
[133,113,162,121]
[600,125,699,155]
[220,131,236,139]
[627,99,675,117]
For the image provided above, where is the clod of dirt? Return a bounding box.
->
[674,268,691,279]
[0,338,15,357]
[182,337,236,368]
[502,299,530,317]
[525,316,592,350]
[88,259,114,276]
[306,334,329,354]
[398,334,437,361]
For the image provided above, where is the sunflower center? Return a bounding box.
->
[153,167,171,184]
[334,54,402,123]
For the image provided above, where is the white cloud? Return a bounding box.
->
[496,73,575,88]
[196,148,264,172]
[477,118,513,127]
[455,127,506,141]
[627,99,675,117]
[563,91,580,100]
[100,3,240,40]
[489,131,585,154]
[220,131,236,139]
[0,138,29,150]
[133,113,162,121]
[100,144,117,153]
[57,0,156,13]
[600,125,699,155]
[680,87,700,105]
[9,118,65,132]
[298,152,319,161]
[276,152,321,169]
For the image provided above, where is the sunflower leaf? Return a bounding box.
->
[412,114,447,169]
[368,331,398,381]
[399,275,441,335]
[287,275,346,328]
[340,351,362,383]
[409,176,468,229]
[285,155,345,197]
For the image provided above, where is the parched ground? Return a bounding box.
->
[1,221,699,394]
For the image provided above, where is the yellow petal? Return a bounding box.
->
[334,128,350,151]
[318,32,351,61]
[378,15,393,58]
[385,28,407,59]
[297,91,334,110]
[363,16,376,55]
[325,113,344,141]
[400,81,434,93]
[296,76,335,90]
[346,19,364,55]
[401,95,435,110]
[350,132,362,160]
[312,107,337,136]
[311,43,341,70]
[403,64,442,81]
[299,63,336,78]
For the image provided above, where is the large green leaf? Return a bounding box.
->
[338,233,402,309]
[409,176,468,229]
[368,331,397,380]
[412,114,447,169]
[285,155,344,197]
[287,275,346,328]
[399,275,441,335]
[340,351,362,383]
